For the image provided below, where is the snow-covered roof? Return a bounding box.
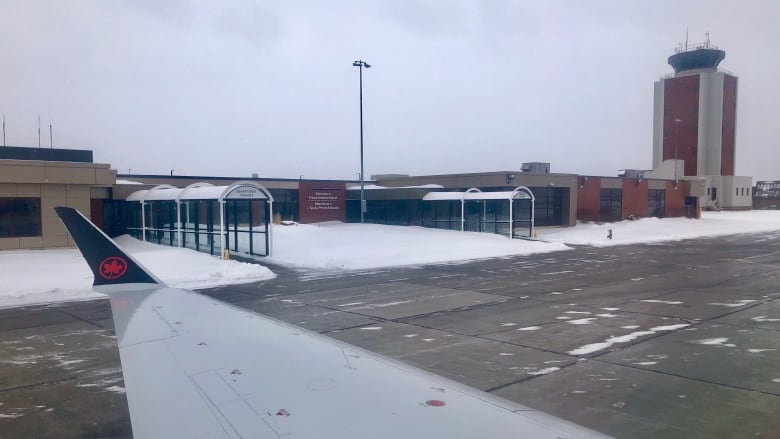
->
[126,184,179,202]
[347,184,445,190]
[179,186,230,200]
[126,189,148,201]
[147,188,181,201]
[422,192,464,201]
[127,181,273,203]
[423,187,533,201]
[464,191,531,200]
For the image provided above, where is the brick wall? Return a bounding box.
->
[663,75,700,176]
[665,181,687,217]
[621,178,648,219]
[576,177,601,221]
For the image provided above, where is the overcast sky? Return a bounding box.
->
[1,1,778,181]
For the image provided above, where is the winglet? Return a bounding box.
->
[55,207,163,287]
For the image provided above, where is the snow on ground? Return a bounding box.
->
[3,210,780,308]
[568,324,691,356]
[0,237,275,309]
[112,236,275,289]
[539,210,780,247]
[268,210,780,271]
[267,222,569,270]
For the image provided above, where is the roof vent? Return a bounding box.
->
[521,162,550,173]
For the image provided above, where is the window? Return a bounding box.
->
[736,188,739,196]
[599,188,622,222]
[648,189,665,218]
[0,198,42,237]
[531,187,563,226]
[269,189,299,222]
[364,199,419,226]
[422,200,461,230]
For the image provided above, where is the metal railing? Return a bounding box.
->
[674,40,719,54]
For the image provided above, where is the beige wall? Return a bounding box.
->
[0,160,116,250]
[0,159,115,185]
[647,179,667,190]
[118,176,301,191]
[599,177,623,189]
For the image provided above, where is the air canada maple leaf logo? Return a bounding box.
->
[98,257,128,280]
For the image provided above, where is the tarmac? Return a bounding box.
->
[1,231,779,438]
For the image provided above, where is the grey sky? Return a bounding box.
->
[1,1,778,181]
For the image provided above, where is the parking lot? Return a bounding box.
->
[2,232,779,438]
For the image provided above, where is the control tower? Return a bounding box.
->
[652,35,737,178]
[651,35,751,210]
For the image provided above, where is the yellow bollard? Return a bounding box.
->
[223,249,230,260]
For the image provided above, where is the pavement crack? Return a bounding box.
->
[592,358,780,397]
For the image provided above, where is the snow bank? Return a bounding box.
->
[113,236,275,289]
[267,222,570,270]
[539,210,780,247]
[0,237,275,309]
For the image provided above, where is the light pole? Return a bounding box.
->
[353,59,371,223]
[673,118,682,183]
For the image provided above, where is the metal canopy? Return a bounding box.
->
[422,186,535,239]
[423,188,532,201]
[126,184,178,202]
[126,181,275,258]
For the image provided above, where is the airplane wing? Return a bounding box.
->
[55,207,610,438]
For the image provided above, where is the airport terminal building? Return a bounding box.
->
[2,146,711,252]
[0,147,115,250]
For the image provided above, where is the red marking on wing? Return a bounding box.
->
[113,297,133,312]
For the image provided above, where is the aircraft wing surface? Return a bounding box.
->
[55,207,610,439]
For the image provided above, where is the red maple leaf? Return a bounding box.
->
[103,260,124,276]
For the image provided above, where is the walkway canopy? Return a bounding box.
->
[422,187,535,238]
[126,181,274,257]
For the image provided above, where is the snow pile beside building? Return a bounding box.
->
[114,236,276,289]
[539,210,780,247]
[0,239,276,309]
[268,222,570,270]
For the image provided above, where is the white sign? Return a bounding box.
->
[225,186,266,200]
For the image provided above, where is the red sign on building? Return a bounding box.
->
[298,182,346,224]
